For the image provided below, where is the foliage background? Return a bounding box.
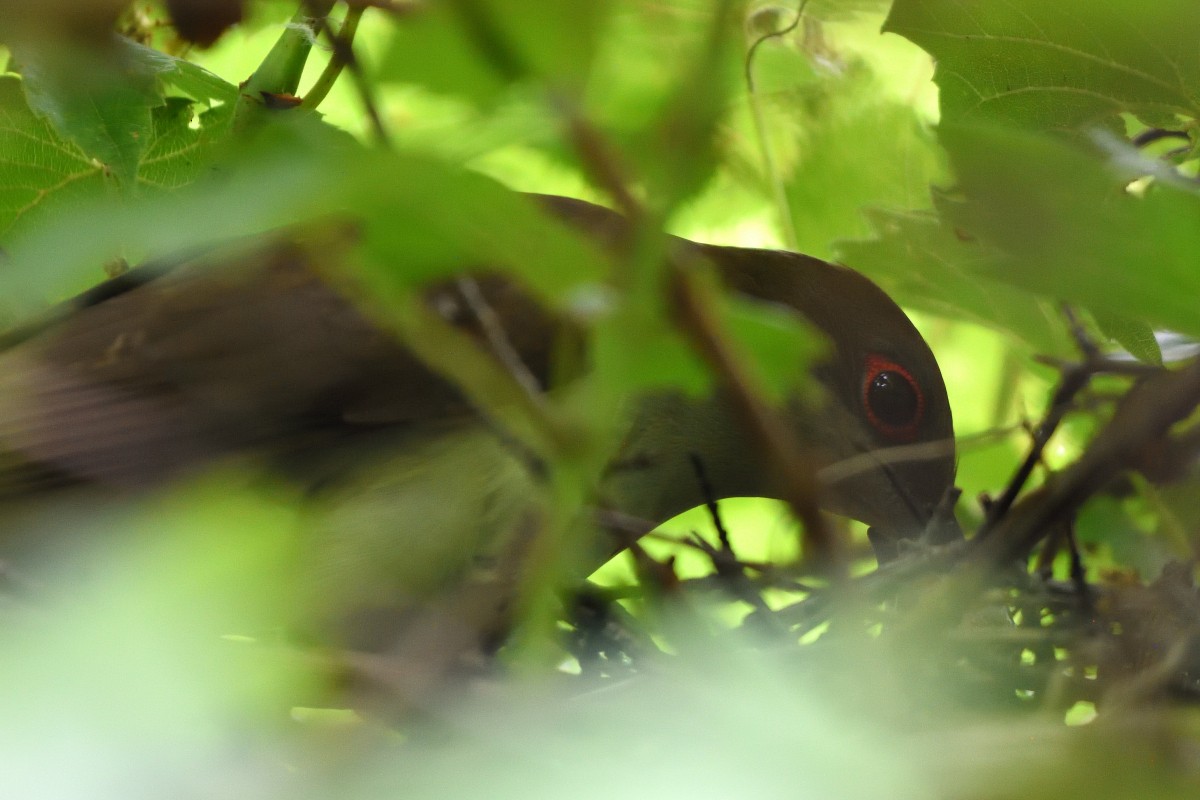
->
[2,0,1200,797]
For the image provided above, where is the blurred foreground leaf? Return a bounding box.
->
[0,476,315,799]
[940,123,1200,338]
[838,208,1066,354]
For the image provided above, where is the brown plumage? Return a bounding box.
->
[0,194,956,528]
[0,195,957,644]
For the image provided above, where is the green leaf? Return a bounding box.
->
[720,294,824,404]
[338,155,611,306]
[112,38,237,107]
[0,475,315,774]
[0,76,109,242]
[940,122,1200,339]
[691,13,944,256]
[379,7,507,107]
[1093,311,1163,365]
[0,71,234,246]
[590,270,824,405]
[591,312,712,398]
[781,78,947,259]
[12,39,172,186]
[885,0,1200,131]
[0,119,336,306]
[584,0,739,209]
[378,1,737,213]
[137,98,234,191]
[4,38,234,195]
[156,53,238,106]
[1,127,611,311]
[837,208,1067,354]
[379,0,613,107]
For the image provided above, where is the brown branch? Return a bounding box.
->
[668,267,843,577]
[303,0,392,147]
[974,356,1200,567]
[979,305,1164,537]
[299,4,365,111]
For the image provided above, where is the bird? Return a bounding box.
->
[0,193,957,658]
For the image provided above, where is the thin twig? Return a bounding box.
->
[1032,353,1163,378]
[742,0,809,250]
[551,95,643,224]
[300,4,366,111]
[1132,128,1190,148]
[454,277,547,407]
[1064,520,1092,614]
[688,453,732,552]
[975,356,1200,566]
[304,0,392,147]
[979,305,1157,537]
[669,266,841,576]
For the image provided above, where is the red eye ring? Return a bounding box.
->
[862,354,924,442]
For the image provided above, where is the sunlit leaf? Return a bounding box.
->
[155,51,238,106]
[886,0,1200,131]
[12,39,171,186]
[0,69,234,249]
[782,84,946,258]
[136,98,234,191]
[0,76,109,241]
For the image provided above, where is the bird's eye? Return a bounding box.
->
[862,354,924,441]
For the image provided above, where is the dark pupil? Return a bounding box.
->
[868,371,919,428]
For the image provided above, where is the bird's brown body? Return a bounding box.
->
[0,194,957,654]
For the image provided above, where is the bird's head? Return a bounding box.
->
[541,195,958,555]
[713,247,957,551]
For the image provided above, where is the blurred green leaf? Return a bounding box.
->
[584,0,740,209]
[0,476,315,799]
[721,292,825,404]
[2,119,614,312]
[589,265,823,408]
[1093,310,1163,365]
[782,79,946,258]
[379,0,614,106]
[940,123,1200,339]
[379,1,739,213]
[344,158,611,305]
[837,208,1067,354]
[717,15,944,256]
[380,6,507,107]
[584,0,731,130]
[591,310,712,398]
[364,636,936,800]
[885,0,1200,131]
